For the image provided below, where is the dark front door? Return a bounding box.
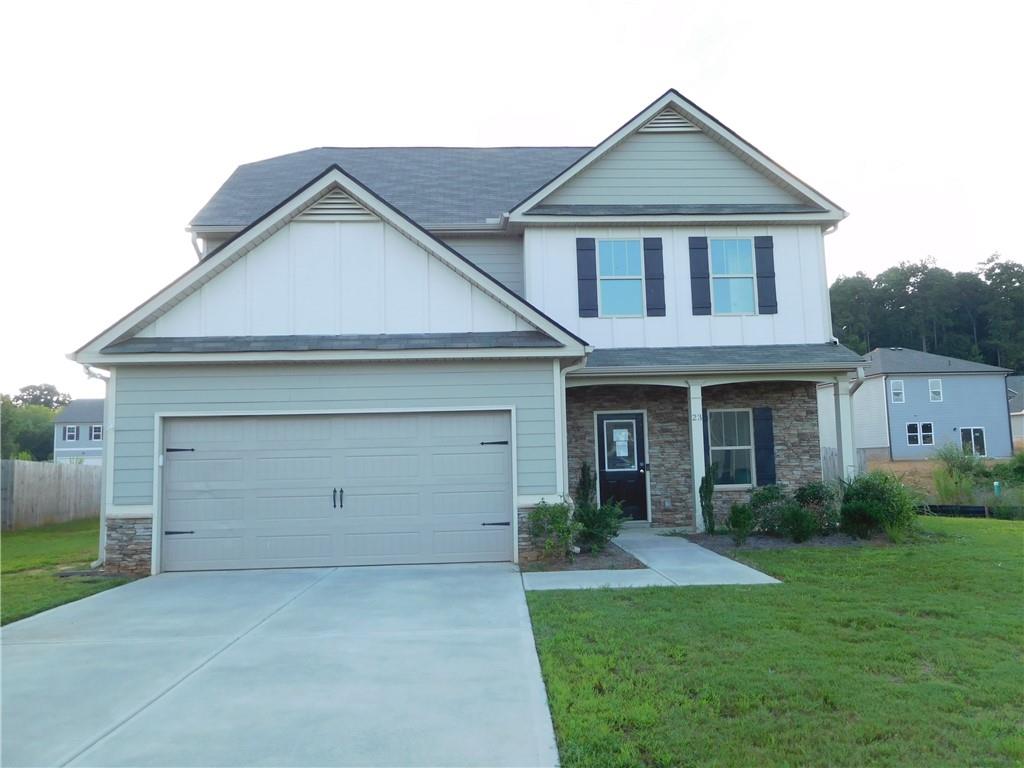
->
[596,412,648,521]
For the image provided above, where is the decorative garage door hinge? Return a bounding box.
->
[479,440,509,445]
[481,521,511,526]
[165,448,195,452]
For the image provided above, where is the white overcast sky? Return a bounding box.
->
[2,0,1021,399]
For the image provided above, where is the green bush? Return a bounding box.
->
[725,503,755,545]
[528,501,582,561]
[990,453,1024,486]
[794,481,840,533]
[932,465,975,505]
[780,502,818,543]
[934,442,986,480]
[840,471,920,538]
[750,485,787,534]
[571,462,625,553]
[699,466,716,535]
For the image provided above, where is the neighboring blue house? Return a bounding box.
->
[833,348,1014,461]
[53,399,105,465]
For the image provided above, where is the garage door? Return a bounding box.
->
[160,411,513,571]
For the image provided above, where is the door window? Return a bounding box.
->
[603,420,638,471]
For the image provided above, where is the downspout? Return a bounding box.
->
[560,356,589,497]
[81,365,110,568]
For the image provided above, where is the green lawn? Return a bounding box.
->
[1,518,129,625]
[528,518,1024,767]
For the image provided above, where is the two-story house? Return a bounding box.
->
[72,90,862,575]
[819,347,1013,462]
[53,398,105,465]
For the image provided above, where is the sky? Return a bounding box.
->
[2,0,1021,399]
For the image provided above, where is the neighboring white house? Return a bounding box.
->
[53,399,105,465]
[1008,375,1024,449]
[71,89,863,575]
[819,347,1014,463]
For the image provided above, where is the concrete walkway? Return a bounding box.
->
[522,529,778,590]
[1,564,558,768]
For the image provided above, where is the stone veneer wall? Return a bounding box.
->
[104,516,152,575]
[566,385,694,528]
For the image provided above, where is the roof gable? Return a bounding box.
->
[509,89,846,223]
[74,167,587,364]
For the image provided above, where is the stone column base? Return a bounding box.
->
[104,517,152,576]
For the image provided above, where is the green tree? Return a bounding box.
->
[12,384,71,409]
[0,399,55,461]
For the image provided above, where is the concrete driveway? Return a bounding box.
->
[1,565,558,767]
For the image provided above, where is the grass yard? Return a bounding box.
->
[1,518,129,625]
[528,518,1024,767]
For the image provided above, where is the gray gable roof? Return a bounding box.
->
[582,343,863,372]
[862,347,1011,377]
[1007,375,1024,413]
[54,398,104,424]
[191,147,590,230]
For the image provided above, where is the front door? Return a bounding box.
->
[596,412,648,521]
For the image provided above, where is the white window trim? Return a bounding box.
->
[890,379,905,404]
[928,378,943,402]
[90,425,103,441]
[708,238,758,317]
[905,421,934,446]
[63,425,79,441]
[959,426,987,457]
[921,422,934,445]
[602,418,639,473]
[596,238,646,318]
[707,407,756,489]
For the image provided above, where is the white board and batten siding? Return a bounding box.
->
[440,235,525,296]
[109,360,558,508]
[523,225,831,349]
[137,221,532,338]
[543,132,806,206]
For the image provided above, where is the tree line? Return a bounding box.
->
[1,384,72,461]
[830,255,1024,372]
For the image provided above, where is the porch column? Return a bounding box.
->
[689,382,706,532]
[834,378,856,480]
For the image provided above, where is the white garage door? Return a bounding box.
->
[160,411,513,571]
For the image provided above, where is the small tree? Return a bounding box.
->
[699,465,717,534]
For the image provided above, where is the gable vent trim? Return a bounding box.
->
[295,189,378,221]
[639,108,700,133]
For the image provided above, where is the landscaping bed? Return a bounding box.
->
[521,542,645,572]
[1,519,130,625]
[687,530,888,553]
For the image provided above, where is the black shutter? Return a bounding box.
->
[754,236,778,315]
[688,237,711,315]
[643,237,665,316]
[576,238,598,317]
[752,407,776,486]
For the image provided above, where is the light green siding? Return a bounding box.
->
[111,360,557,505]
[544,131,805,206]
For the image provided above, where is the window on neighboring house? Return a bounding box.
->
[929,378,943,402]
[90,425,103,441]
[708,409,755,486]
[709,239,756,314]
[960,427,986,456]
[906,422,934,446]
[890,379,905,404]
[597,239,645,317]
[63,425,79,441]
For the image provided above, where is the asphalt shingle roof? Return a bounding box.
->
[1007,375,1024,413]
[862,347,1011,377]
[190,147,590,229]
[583,344,863,371]
[54,398,104,423]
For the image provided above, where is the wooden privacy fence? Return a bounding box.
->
[0,460,102,530]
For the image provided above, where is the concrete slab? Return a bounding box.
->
[614,529,780,586]
[2,564,558,768]
[522,568,672,591]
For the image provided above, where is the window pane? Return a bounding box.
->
[709,411,750,448]
[708,412,725,445]
[626,239,641,274]
[600,279,643,315]
[961,429,973,454]
[710,240,753,275]
[599,241,614,276]
[604,421,637,471]
[712,448,753,485]
[713,277,755,313]
[973,429,985,456]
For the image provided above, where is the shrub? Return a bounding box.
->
[932,465,975,506]
[528,501,581,560]
[725,503,755,545]
[990,453,1024,486]
[934,443,985,480]
[840,471,920,538]
[571,462,625,553]
[780,502,818,543]
[794,481,840,533]
[699,465,717,535]
[750,485,787,534]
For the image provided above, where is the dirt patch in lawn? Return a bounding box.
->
[687,532,889,554]
[521,542,646,572]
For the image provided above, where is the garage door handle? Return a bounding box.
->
[164,530,194,535]
[481,522,510,526]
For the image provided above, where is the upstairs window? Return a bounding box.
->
[598,239,645,317]
[90,425,103,441]
[890,379,905,404]
[709,239,756,314]
[928,378,943,402]
[63,425,79,441]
